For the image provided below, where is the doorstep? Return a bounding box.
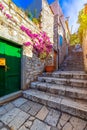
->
[0,91,22,105]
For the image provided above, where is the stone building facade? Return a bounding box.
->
[50,0,70,69]
[0,0,54,97]
[0,0,69,97]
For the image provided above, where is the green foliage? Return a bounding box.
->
[25,8,41,25]
[32,18,39,25]
[78,9,87,28]
[77,9,87,42]
[70,33,80,45]
[25,9,33,20]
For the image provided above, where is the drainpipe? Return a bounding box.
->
[57,32,59,70]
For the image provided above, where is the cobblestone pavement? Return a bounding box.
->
[0,97,87,130]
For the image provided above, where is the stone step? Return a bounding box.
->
[60,64,84,66]
[42,71,87,80]
[38,76,87,88]
[52,71,87,79]
[65,58,83,60]
[23,89,87,120]
[59,51,84,71]
[61,62,84,65]
[31,82,87,100]
[64,64,84,67]
[59,66,84,71]
[60,65,84,71]
[59,68,84,71]
[63,63,84,65]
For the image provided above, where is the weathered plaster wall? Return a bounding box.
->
[0,0,45,89]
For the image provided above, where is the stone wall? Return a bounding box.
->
[0,0,45,89]
[53,16,67,67]
[41,0,54,43]
[50,1,68,68]
[41,0,54,65]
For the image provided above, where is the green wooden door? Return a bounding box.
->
[0,39,21,97]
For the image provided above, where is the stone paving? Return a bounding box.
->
[0,97,87,130]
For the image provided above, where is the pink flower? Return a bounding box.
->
[20,25,26,31]
[33,34,39,38]
[27,32,33,38]
[38,38,43,43]
[25,29,31,35]
[0,3,4,10]
[5,13,12,19]
[24,42,31,46]
[46,44,53,49]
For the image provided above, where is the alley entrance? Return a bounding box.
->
[0,39,22,97]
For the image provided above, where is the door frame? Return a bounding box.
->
[0,37,23,92]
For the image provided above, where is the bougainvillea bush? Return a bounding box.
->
[20,25,53,59]
[0,2,53,60]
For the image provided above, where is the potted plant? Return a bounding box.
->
[45,65,54,72]
[45,54,55,72]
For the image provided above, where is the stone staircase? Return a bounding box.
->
[59,49,84,71]
[23,71,87,120]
